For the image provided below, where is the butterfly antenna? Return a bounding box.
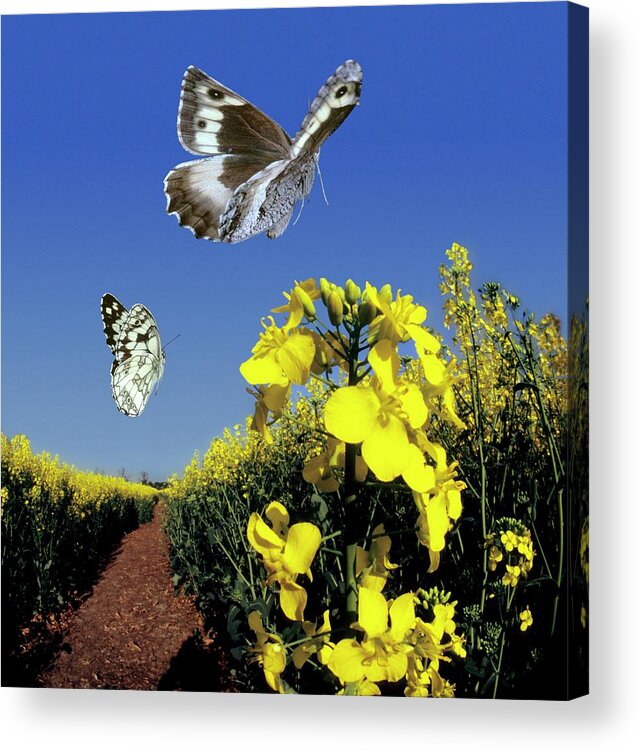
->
[163,333,181,351]
[315,155,330,206]
[292,197,306,227]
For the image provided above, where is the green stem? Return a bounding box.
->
[344,441,358,634]
[343,322,362,640]
[491,629,506,699]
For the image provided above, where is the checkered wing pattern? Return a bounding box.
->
[100,294,165,417]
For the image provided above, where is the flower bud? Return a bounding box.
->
[380,283,393,304]
[294,286,316,320]
[327,290,344,327]
[319,277,331,306]
[334,285,346,303]
[358,299,377,326]
[344,278,361,305]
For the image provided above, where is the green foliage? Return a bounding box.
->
[1,434,157,640]
[164,246,587,698]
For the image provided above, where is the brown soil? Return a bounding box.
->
[35,504,234,691]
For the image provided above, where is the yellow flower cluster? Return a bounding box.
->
[439,243,567,449]
[166,417,304,502]
[246,508,466,696]
[247,501,321,621]
[237,277,466,570]
[2,433,158,624]
[486,520,535,588]
[2,433,157,516]
[326,586,466,697]
[519,607,533,632]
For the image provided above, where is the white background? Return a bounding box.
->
[1,0,638,749]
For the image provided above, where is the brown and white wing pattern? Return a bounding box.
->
[164,66,293,241]
[100,294,165,417]
[291,59,362,158]
[164,60,362,244]
[219,155,316,243]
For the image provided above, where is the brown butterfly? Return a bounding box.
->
[164,60,362,243]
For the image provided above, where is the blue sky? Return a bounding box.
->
[2,2,570,481]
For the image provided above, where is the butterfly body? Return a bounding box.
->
[164,60,362,243]
[100,294,165,417]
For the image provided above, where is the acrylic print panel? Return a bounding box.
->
[1,1,588,699]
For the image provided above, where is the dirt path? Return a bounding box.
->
[39,503,231,691]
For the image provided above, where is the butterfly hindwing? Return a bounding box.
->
[165,155,271,240]
[111,353,163,418]
[100,294,165,417]
[220,156,316,243]
[165,60,362,244]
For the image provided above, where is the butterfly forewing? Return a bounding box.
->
[100,294,165,417]
[165,60,362,244]
[101,293,130,355]
[178,66,292,159]
[292,60,363,157]
[116,304,162,361]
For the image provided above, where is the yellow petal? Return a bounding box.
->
[427,549,440,574]
[278,331,316,384]
[402,444,436,493]
[398,383,428,429]
[366,651,408,684]
[443,387,466,429]
[247,513,283,558]
[264,669,284,693]
[325,386,380,443]
[279,580,308,621]
[389,592,416,642]
[447,487,462,520]
[265,501,290,537]
[302,452,339,492]
[425,493,450,552]
[354,679,382,696]
[420,352,446,386]
[368,339,399,392]
[328,639,367,684]
[362,413,410,481]
[262,641,286,675]
[282,522,321,575]
[240,352,287,385]
[406,324,440,353]
[248,610,265,635]
[292,645,310,669]
[263,383,290,412]
[360,571,387,593]
[358,586,389,638]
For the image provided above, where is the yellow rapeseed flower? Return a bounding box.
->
[324,339,430,485]
[519,607,533,632]
[328,588,416,687]
[247,501,321,621]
